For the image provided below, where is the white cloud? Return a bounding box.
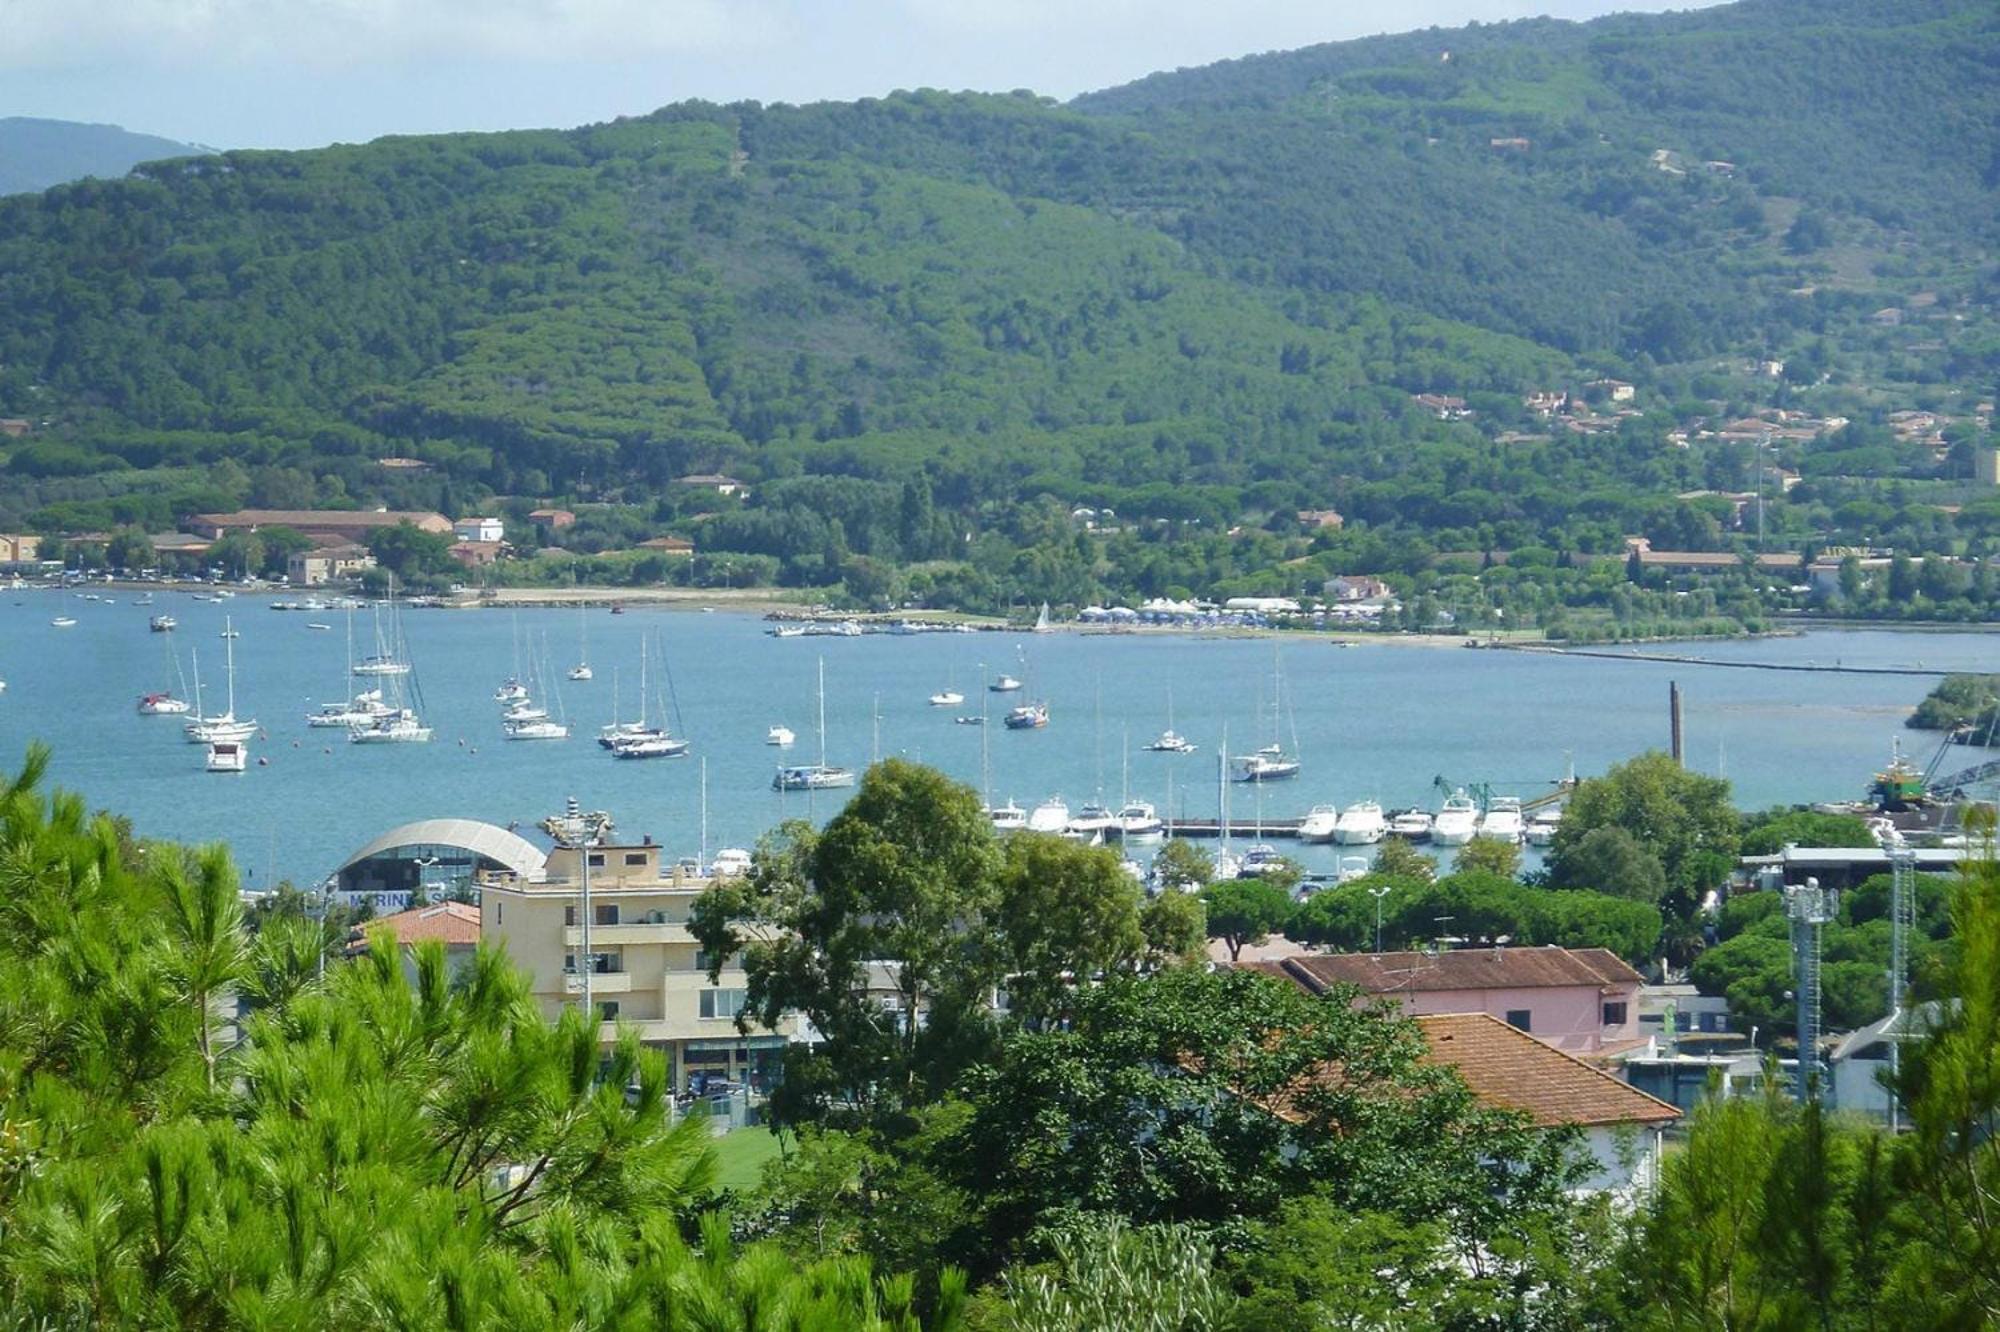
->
[0,0,796,69]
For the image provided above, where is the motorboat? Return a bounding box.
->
[1390,810,1434,841]
[955,715,985,725]
[204,739,247,773]
[1333,800,1388,846]
[928,689,965,707]
[1231,744,1299,783]
[989,800,1028,831]
[1476,796,1525,844]
[1068,801,1117,837]
[1145,730,1198,754]
[1004,701,1049,730]
[50,615,76,628]
[989,674,1023,693]
[772,761,854,788]
[710,848,753,878]
[1237,844,1286,877]
[767,725,796,747]
[567,663,594,681]
[1298,804,1340,843]
[1525,807,1563,847]
[770,625,807,638]
[348,709,434,744]
[137,691,191,716]
[149,615,176,632]
[494,678,529,703]
[504,718,570,741]
[1115,801,1164,842]
[1336,856,1372,885]
[1431,790,1479,846]
[614,731,691,759]
[1027,796,1072,834]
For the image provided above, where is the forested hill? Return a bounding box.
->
[0,0,1993,557]
[0,118,210,196]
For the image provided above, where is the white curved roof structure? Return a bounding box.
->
[334,819,547,878]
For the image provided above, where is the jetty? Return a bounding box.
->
[1494,644,1953,677]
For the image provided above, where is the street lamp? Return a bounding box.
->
[1368,882,1394,955]
[540,797,614,1020]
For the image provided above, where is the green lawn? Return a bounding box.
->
[709,1125,786,1194]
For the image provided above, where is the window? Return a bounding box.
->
[1505,1009,1533,1033]
[564,905,577,927]
[594,903,619,926]
[587,853,605,868]
[594,950,623,974]
[598,1001,620,1021]
[1602,1001,1629,1027]
[624,852,648,867]
[700,988,747,1020]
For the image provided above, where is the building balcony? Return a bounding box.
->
[563,922,695,946]
[563,970,633,995]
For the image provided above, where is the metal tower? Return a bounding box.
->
[540,797,615,1019]
[1887,841,1917,1129]
[1787,877,1837,1103]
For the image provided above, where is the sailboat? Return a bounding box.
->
[1001,646,1049,730]
[567,597,593,681]
[348,586,432,743]
[138,635,194,715]
[602,638,689,757]
[1231,645,1300,782]
[50,584,75,628]
[506,634,571,740]
[307,611,394,728]
[773,657,856,790]
[1145,686,1197,753]
[1033,601,1053,633]
[183,623,257,744]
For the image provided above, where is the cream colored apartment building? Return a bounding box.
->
[479,840,795,1093]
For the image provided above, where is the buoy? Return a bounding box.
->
[257,757,270,767]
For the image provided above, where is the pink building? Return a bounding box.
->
[1245,945,1644,1055]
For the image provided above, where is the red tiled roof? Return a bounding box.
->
[350,901,481,952]
[1415,1013,1679,1128]
[1245,946,1642,997]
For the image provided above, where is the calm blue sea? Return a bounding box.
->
[1,588,1993,888]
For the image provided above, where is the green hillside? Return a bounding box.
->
[0,0,1994,618]
[0,117,210,196]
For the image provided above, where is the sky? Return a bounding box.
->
[1,0,1706,151]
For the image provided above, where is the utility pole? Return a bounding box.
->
[1888,840,1917,1130]
[1787,877,1837,1104]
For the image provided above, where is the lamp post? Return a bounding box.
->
[1369,882,1393,955]
[540,797,615,1021]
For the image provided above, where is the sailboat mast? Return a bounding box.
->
[979,660,990,806]
[817,657,829,769]
[1219,722,1230,856]
[224,616,236,717]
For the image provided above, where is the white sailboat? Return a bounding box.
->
[1146,687,1197,753]
[50,584,75,628]
[348,587,432,743]
[604,638,689,758]
[773,657,855,790]
[567,597,593,681]
[1231,646,1300,783]
[506,634,570,740]
[307,613,393,728]
[138,637,194,715]
[183,625,258,744]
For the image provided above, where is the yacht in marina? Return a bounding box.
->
[1333,800,1388,846]
[1068,800,1117,839]
[1027,796,1071,835]
[772,657,854,790]
[1430,790,1479,846]
[710,848,753,878]
[1336,856,1372,885]
[1525,807,1563,846]
[1390,809,1434,841]
[988,799,1028,831]
[1114,800,1164,842]
[1476,796,1525,844]
[1297,804,1341,843]
[1236,844,1286,878]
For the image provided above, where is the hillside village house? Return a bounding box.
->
[479,838,796,1094]
[1296,509,1344,531]
[529,507,577,530]
[1244,945,1645,1056]
[346,901,482,984]
[638,535,696,556]
[448,540,504,569]
[0,534,42,565]
[186,508,451,544]
[673,474,746,497]
[454,516,505,544]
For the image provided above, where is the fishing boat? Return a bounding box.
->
[1298,804,1341,843]
[204,739,248,773]
[1333,800,1388,846]
[772,658,854,790]
[1431,790,1479,846]
[1476,797,1525,844]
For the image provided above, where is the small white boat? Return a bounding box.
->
[219,626,240,639]
[1115,801,1164,842]
[1231,745,1299,783]
[710,848,753,878]
[1525,807,1563,846]
[204,739,248,773]
[1390,810,1434,841]
[1431,790,1479,846]
[348,710,433,744]
[306,621,332,631]
[1333,800,1388,846]
[767,724,796,747]
[567,664,594,681]
[989,799,1028,831]
[1237,844,1285,877]
[501,701,549,723]
[353,656,410,677]
[494,679,529,703]
[504,718,570,741]
[615,732,692,760]
[1145,730,1198,754]
[149,615,176,632]
[50,615,76,628]
[928,689,965,707]
[1027,796,1072,834]
[771,761,852,787]
[989,674,1023,693]
[1068,801,1118,836]
[1298,804,1340,843]
[1336,855,1372,885]
[137,691,191,716]
[1476,796,1524,844]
